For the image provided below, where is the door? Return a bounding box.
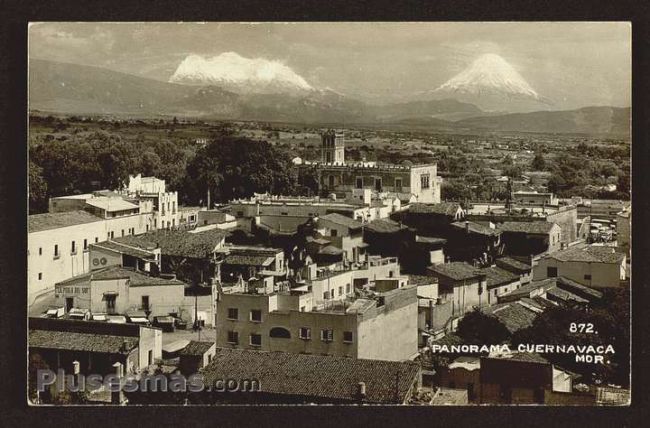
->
[65,297,74,312]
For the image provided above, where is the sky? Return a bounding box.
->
[28,22,631,109]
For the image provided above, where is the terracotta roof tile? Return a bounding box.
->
[201,348,420,404]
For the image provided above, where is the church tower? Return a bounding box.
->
[321,130,345,164]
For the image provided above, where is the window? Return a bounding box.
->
[83,239,88,251]
[269,327,291,339]
[38,273,42,280]
[343,331,353,343]
[110,231,114,239]
[328,175,335,187]
[146,225,150,232]
[250,309,262,322]
[331,229,337,237]
[54,244,59,258]
[148,350,153,366]
[321,329,334,342]
[346,284,351,294]
[356,177,363,189]
[494,290,498,297]
[227,308,238,320]
[323,291,330,300]
[95,237,99,243]
[227,331,239,344]
[547,267,558,278]
[420,174,430,189]
[395,178,403,190]
[141,295,150,311]
[299,327,311,340]
[584,274,592,280]
[249,333,262,347]
[338,286,343,296]
[374,177,382,192]
[38,247,42,256]
[71,241,76,254]
[121,229,125,237]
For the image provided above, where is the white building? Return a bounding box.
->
[126,174,179,229]
[28,210,155,305]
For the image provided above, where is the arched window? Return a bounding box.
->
[269,327,291,339]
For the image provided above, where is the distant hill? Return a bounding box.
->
[454,106,630,136]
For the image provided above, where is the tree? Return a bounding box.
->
[185,136,298,205]
[456,309,511,345]
[29,160,48,214]
[617,173,630,195]
[531,152,546,171]
[503,165,523,179]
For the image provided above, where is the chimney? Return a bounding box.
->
[465,221,470,233]
[357,382,367,400]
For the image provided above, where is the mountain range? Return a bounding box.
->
[29,59,630,136]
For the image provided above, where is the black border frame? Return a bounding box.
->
[1,1,649,426]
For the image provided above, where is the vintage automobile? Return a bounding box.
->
[127,311,151,326]
[152,315,175,332]
[43,306,65,318]
[67,308,90,321]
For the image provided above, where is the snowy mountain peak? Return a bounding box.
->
[436,53,539,99]
[169,52,314,95]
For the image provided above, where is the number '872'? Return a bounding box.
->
[569,323,595,333]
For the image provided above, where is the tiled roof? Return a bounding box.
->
[482,302,538,333]
[29,210,103,233]
[364,218,408,234]
[428,262,485,282]
[29,329,138,353]
[556,277,603,299]
[498,221,558,234]
[487,352,549,364]
[319,245,344,255]
[415,236,447,245]
[115,229,227,259]
[56,266,186,287]
[409,202,462,216]
[495,257,532,273]
[451,221,500,236]
[549,245,625,264]
[90,240,157,260]
[408,274,438,286]
[224,254,274,267]
[319,213,363,229]
[500,278,557,300]
[179,341,215,356]
[201,348,420,404]
[546,287,589,304]
[481,266,520,288]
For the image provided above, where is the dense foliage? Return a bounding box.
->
[28,117,301,213]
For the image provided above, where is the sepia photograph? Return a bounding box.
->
[26,22,631,406]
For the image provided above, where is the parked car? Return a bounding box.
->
[127,311,151,326]
[174,317,188,330]
[67,308,90,321]
[106,315,128,324]
[152,316,175,332]
[43,306,64,318]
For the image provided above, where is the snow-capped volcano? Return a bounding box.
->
[169,52,314,95]
[436,53,539,99]
[431,53,552,112]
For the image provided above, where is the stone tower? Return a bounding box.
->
[321,130,345,164]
